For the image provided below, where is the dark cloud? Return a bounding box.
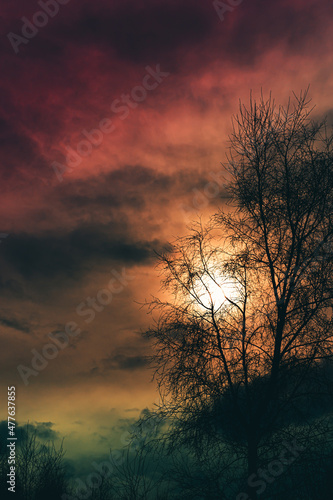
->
[0,162,229,297]
[56,164,227,215]
[0,118,51,185]
[4,0,329,70]
[0,0,214,74]
[0,420,59,444]
[88,352,149,375]
[0,163,218,293]
[0,314,31,333]
[220,0,331,67]
[0,278,26,299]
[65,1,214,67]
[43,1,333,69]
[102,353,149,370]
[27,421,60,441]
[57,164,172,211]
[0,226,163,283]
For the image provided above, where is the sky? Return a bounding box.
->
[1,0,333,462]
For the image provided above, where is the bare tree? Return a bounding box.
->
[0,425,68,500]
[108,428,170,500]
[144,91,333,499]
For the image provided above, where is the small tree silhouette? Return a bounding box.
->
[0,424,68,500]
[108,416,171,500]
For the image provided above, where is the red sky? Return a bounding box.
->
[1,0,333,458]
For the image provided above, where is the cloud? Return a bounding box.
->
[0,162,215,295]
[0,420,59,443]
[0,278,26,299]
[26,421,60,441]
[0,118,51,186]
[64,1,214,67]
[56,164,172,212]
[86,351,150,377]
[0,314,31,333]
[0,226,163,284]
[102,353,149,371]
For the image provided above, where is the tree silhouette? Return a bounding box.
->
[108,413,171,500]
[144,91,333,499]
[0,425,69,500]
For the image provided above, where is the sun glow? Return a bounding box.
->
[194,275,240,311]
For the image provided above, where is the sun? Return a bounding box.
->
[194,274,240,311]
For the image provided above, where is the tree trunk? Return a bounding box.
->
[246,435,259,500]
